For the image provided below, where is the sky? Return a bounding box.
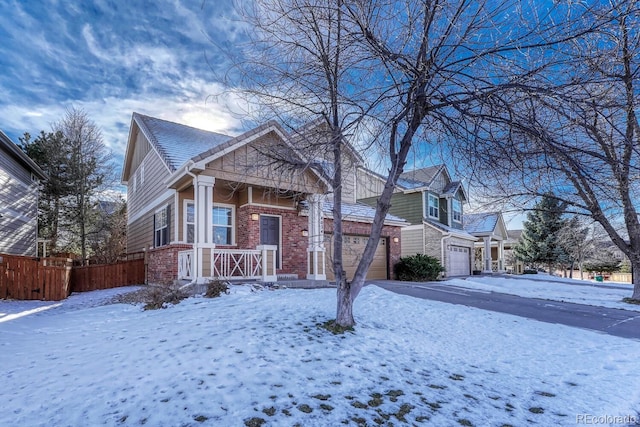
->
[1,280,639,426]
[0,0,246,176]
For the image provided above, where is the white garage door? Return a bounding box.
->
[325,234,388,281]
[448,246,470,276]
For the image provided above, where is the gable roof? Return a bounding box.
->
[0,130,46,179]
[134,113,233,173]
[463,212,509,239]
[397,165,447,190]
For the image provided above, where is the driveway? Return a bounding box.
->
[369,280,640,340]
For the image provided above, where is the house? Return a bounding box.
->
[357,164,511,277]
[0,130,46,256]
[463,212,509,273]
[121,113,407,285]
[357,165,478,276]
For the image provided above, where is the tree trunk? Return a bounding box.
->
[336,278,354,327]
[632,258,640,300]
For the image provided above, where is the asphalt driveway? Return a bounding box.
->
[369,280,640,340]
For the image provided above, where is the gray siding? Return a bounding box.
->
[0,145,32,186]
[0,148,39,256]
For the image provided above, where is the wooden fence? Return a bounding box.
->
[0,255,72,301]
[0,253,146,301]
[71,258,145,293]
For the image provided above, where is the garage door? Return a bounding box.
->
[325,234,388,281]
[448,246,470,276]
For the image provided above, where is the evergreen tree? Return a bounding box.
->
[514,193,568,273]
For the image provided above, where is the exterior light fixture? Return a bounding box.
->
[302,229,309,237]
[393,237,399,243]
[251,213,259,221]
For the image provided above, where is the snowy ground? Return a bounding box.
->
[449,274,640,312]
[1,282,640,427]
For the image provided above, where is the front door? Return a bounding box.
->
[260,215,280,268]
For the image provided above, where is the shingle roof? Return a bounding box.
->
[323,200,409,225]
[397,165,443,190]
[442,181,462,197]
[134,113,233,172]
[424,218,477,240]
[463,212,500,234]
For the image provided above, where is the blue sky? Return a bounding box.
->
[0,0,246,174]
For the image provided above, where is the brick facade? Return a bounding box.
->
[146,207,403,283]
[147,244,193,285]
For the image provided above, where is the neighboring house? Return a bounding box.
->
[121,113,407,285]
[503,229,524,274]
[463,212,509,273]
[0,130,46,256]
[357,165,478,276]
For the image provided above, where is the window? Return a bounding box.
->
[212,205,234,245]
[427,193,439,219]
[452,198,462,223]
[154,206,169,247]
[185,201,194,243]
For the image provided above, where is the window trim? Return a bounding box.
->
[212,203,236,246]
[184,199,194,244]
[452,198,462,223]
[154,205,169,247]
[426,193,439,220]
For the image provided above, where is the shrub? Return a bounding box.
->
[204,280,230,298]
[394,254,444,282]
[143,285,188,310]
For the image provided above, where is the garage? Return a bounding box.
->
[324,234,388,281]
[448,245,471,276]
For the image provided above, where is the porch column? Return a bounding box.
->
[498,240,505,272]
[193,175,215,283]
[306,194,326,280]
[483,236,493,273]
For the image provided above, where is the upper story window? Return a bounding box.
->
[154,205,169,247]
[452,198,462,223]
[213,204,235,245]
[427,193,439,219]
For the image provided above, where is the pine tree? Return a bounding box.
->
[514,193,568,273]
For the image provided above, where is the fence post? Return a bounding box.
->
[256,245,277,282]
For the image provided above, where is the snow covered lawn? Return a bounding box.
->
[1,284,639,426]
[448,274,640,312]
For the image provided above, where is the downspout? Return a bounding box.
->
[441,232,451,279]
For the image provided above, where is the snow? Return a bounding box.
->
[449,274,640,312]
[1,282,640,426]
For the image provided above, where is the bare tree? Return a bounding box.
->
[55,108,116,264]
[227,0,599,326]
[452,1,640,299]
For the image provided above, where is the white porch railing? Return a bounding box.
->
[178,246,278,282]
[212,249,262,279]
[491,260,503,272]
[178,250,193,279]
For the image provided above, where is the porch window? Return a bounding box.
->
[185,201,194,243]
[154,205,169,247]
[427,193,439,219]
[213,205,234,245]
[452,199,462,223]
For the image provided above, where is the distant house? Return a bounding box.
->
[0,130,46,256]
[357,165,478,276]
[121,113,407,285]
[357,164,510,277]
[463,212,509,273]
